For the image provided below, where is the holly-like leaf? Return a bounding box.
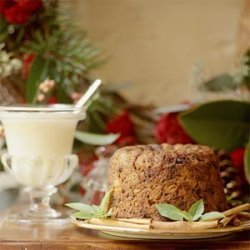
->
[188,199,204,221]
[179,100,250,151]
[244,141,250,184]
[65,203,94,213]
[75,131,119,145]
[200,212,225,221]
[156,204,185,221]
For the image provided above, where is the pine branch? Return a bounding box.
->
[20,11,102,101]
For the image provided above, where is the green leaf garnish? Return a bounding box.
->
[188,199,204,221]
[156,204,185,221]
[65,203,94,213]
[156,199,224,222]
[200,212,225,221]
[92,205,100,214]
[105,208,112,218]
[181,211,193,222]
[72,211,93,220]
[65,190,113,220]
[100,189,113,213]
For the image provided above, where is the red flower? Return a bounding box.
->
[0,0,15,15]
[230,148,247,184]
[4,4,30,24]
[106,111,137,145]
[18,0,42,13]
[2,0,43,24]
[155,112,194,144]
[230,148,245,170]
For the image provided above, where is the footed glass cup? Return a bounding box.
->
[0,105,85,224]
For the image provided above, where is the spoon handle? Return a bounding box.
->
[75,79,102,109]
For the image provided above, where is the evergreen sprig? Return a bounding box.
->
[20,11,102,102]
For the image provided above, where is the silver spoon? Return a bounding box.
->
[75,79,102,109]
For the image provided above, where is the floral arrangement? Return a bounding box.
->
[0,0,154,142]
[0,0,101,103]
[0,0,155,201]
[0,0,249,206]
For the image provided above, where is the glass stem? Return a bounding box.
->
[26,186,58,217]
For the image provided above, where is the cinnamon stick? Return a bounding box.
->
[88,218,150,229]
[238,212,250,219]
[223,203,250,217]
[151,220,218,230]
[233,218,241,226]
[219,214,237,228]
[117,218,151,225]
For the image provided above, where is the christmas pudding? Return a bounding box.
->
[108,144,228,221]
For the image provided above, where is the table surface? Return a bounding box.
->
[0,208,250,250]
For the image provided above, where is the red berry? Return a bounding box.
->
[155,112,194,144]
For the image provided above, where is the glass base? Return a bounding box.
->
[7,208,71,225]
[1,154,79,225]
[7,186,71,225]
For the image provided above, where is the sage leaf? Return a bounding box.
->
[156,204,185,221]
[91,206,102,217]
[75,131,119,145]
[244,141,250,184]
[65,203,94,213]
[100,190,113,214]
[65,191,113,220]
[105,209,112,218]
[179,100,250,151]
[200,212,225,221]
[92,205,100,214]
[188,199,204,221]
[181,211,193,222]
[98,209,113,219]
[72,211,93,219]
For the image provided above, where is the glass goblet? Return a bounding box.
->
[0,105,85,224]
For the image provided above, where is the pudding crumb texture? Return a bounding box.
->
[108,144,228,221]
